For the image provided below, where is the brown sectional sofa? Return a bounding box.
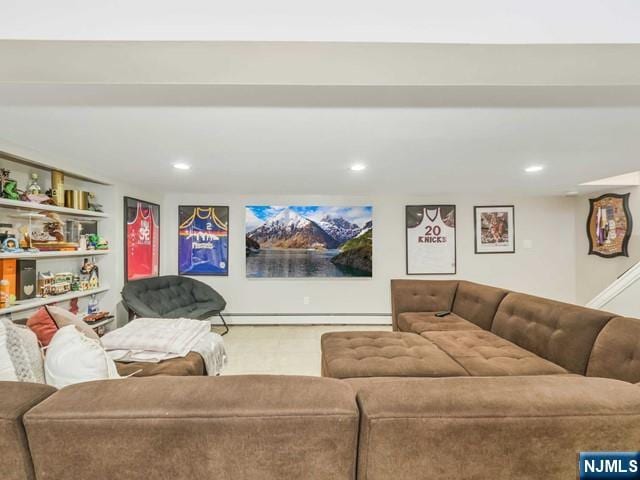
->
[3,279,640,480]
[322,279,640,382]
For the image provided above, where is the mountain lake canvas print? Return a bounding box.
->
[245,205,373,278]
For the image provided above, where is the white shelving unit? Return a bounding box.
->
[0,286,110,315]
[0,197,109,218]
[1,151,115,324]
[0,250,111,260]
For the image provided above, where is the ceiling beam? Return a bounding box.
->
[1,41,640,86]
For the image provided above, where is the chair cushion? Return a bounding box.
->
[422,330,568,376]
[451,280,509,330]
[116,351,205,377]
[587,317,640,384]
[397,312,481,334]
[122,275,226,318]
[321,331,468,379]
[491,292,614,374]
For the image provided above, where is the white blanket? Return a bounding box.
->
[102,318,227,376]
[102,318,209,357]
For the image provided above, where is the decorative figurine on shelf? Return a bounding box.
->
[37,271,54,297]
[0,169,19,201]
[86,234,109,250]
[2,236,23,253]
[42,212,65,242]
[87,192,104,213]
[71,275,81,292]
[80,257,99,290]
[26,173,42,195]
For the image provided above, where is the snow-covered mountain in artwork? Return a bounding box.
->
[245,205,373,277]
[247,207,341,249]
[246,206,372,249]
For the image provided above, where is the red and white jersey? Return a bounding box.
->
[407,207,456,274]
[127,202,159,280]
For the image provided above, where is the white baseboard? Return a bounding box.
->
[221,314,391,325]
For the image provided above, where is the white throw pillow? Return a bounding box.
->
[1,318,45,383]
[45,325,121,389]
[0,319,18,381]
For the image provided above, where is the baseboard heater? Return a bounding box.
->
[221,313,391,325]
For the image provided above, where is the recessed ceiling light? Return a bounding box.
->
[173,162,191,170]
[566,191,579,196]
[525,165,544,173]
[350,163,366,172]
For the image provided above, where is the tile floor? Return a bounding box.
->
[219,324,391,376]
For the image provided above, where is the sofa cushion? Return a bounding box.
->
[355,376,640,480]
[0,381,56,480]
[491,292,614,374]
[397,312,481,334]
[587,317,640,384]
[115,351,205,377]
[321,331,468,379]
[24,376,358,480]
[451,280,509,330]
[422,330,568,376]
[391,279,458,331]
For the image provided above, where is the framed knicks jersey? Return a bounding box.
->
[406,205,456,275]
[178,206,229,276]
[124,197,160,282]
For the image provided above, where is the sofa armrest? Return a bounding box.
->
[355,376,640,480]
[0,382,56,480]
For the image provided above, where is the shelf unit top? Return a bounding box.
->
[0,249,111,260]
[0,150,112,186]
[0,286,110,315]
[0,197,109,218]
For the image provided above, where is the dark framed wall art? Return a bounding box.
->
[178,206,229,276]
[124,196,160,282]
[406,205,456,275]
[587,193,633,258]
[474,205,515,254]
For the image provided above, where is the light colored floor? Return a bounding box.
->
[220,325,391,376]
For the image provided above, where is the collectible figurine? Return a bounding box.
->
[0,169,19,200]
[87,192,104,212]
[26,173,42,195]
[87,234,109,250]
[42,212,65,242]
[2,236,23,253]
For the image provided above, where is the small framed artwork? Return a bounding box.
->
[124,197,160,282]
[474,206,515,254]
[406,205,456,275]
[587,193,633,258]
[178,206,229,276]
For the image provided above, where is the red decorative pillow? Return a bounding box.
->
[26,307,58,347]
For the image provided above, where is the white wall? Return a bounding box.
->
[162,193,577,323]
[575,186,640,305]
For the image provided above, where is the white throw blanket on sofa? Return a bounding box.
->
[102,318,226,376]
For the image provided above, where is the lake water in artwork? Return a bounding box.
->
[246,248,370,278]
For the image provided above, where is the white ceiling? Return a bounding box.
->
[2,0,640,43]
[1,85,639,196]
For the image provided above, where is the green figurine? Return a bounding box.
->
[0,169,19,200]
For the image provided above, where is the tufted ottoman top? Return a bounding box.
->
[320,331,468,379]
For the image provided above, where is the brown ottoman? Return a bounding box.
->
[321,331,468,379]
[115,351,205,377]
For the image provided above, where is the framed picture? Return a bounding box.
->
[245,205,372,278]
[474,206,515,254]
[587,193,633,258]
[124,197,160,282]
[406,205,456,275]
[178,206,229,276]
